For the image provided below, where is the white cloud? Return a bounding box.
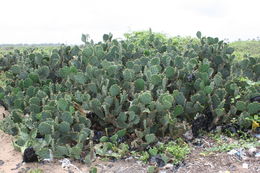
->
[0,0,260,44]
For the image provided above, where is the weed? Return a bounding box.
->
[203,133,260,154]
[28,168,43,173]
[165,140,190,164]
[147,166,157,173]
[139,151,150,162]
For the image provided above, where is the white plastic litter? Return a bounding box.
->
[43,149,53,162]
[59,158,82,173]
[242,163,248,169]
[227,149,247,160]
[247,147,257,157]
[163,163,174,169]
[227,149,237,155]
[255,134,260,139]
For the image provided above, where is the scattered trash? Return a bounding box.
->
[125,156,134,162]
[136,160,143,166]
[247,147,257,157]
[107,164,113,168]
[192,138,203,146]
[242,163,248,169]
[250,95,260,103]
[0,160,4,166]
[215,126,222,133]
[23,147,38,163]
[191,111,214,137]
[255,152,260,157]
[172,162,185,172]
[163,163,173,170]
[109,157,117,162]
[223,124,239,134]
[183,130,193,141]
[227,149,247,160]
[43,149,53,163]
[117,136,127,143]
[252,121,259,131]
[149,155,165,167]
[59,158,82,173]
[227,149,237,155]
[235,150,247,160]
[93,131,103,143]
[255,134,260,139]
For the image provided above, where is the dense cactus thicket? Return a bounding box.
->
[0,31,259,162]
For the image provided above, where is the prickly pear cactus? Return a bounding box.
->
[0,30,259,162]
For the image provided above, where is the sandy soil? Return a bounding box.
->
[0,106,259,173]
[178,142,260,173]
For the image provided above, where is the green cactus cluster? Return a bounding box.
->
[0,30,259,162]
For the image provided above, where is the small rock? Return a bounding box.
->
[159,171,167,173]
[242,163,248,169]
[150,155,165,167]
[173,162,185,171]
[215,126,222,133]
[136,160,143,166]
[107,164,113,168]
[11,162,24,170]
[125,156,134,162]
[0,160,4,166]
[192,138,203,146]
[183,130,193,141]
[235,150,247,160]
[60,158,71,169]
[247,147,257,157]
[163,163,173,170]
[229,165,237,171]
[18,167,30,173]
[109,157,117,162]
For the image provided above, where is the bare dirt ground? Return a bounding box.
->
[0,106,259,173]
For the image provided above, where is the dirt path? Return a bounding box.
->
[0,107,259,173]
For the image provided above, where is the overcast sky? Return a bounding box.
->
[1,0,260,44]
